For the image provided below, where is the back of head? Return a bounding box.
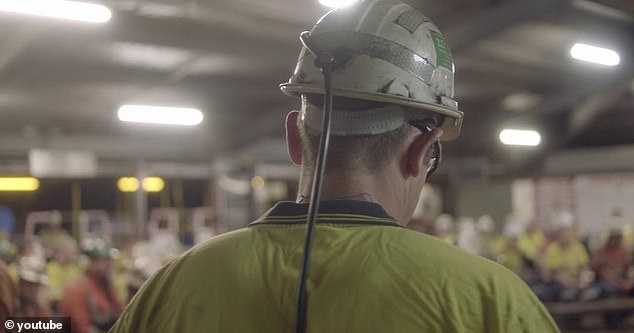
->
[281,0,463,135]
[281,0,464,172]
[53,235,78,264]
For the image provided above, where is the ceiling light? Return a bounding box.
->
[0,0,112,23]
[319,0,359,8]
[117,177,139,192]
[499,129,541,146]
[118,105,203,126]
[570,43,620,66]
[142,177,165,192]
[0,177,40,191]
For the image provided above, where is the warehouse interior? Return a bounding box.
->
[0,0,633,331]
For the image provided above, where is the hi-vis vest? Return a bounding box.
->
[110,200,559,333]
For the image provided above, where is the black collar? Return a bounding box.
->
[248,200,402,227]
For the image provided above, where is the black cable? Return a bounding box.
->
[294,31,335,333]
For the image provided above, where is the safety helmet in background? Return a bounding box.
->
[0,239,17,261]
[435,214,454,232]
[476,215,494,233]
[280,0,463,140]
[18,255,47,285]
[503,222,524,238]
[81,237,119,260]
[127,256,163,290]
[551,211,575,230]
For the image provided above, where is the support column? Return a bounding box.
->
[134,161,148,239]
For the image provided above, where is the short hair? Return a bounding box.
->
[298,93,443,175]
[299,119,410,173]
[298,94,413,173]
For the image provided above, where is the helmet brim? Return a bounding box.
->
[280,83,463,141]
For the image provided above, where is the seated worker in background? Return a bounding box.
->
[8,239,46,283]
[59,239,121,333]
[456,217,480,255]
[541,220,591,301]
[39,212,70,257]
[495,222,527,276]
[518,219,545,268]
[588,229,634,298]
[476,214,500,260]
[124,256,162,303]
[15,255,52,316]
[434,213,456,244]
[110,1,559,332]
[46,235,83,309]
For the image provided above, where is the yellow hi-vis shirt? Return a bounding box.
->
[544,240,589,277]
[110,201,559,333]
[518,231,545,261]
[46,262,83,301]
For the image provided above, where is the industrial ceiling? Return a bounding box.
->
[0,0,632,179]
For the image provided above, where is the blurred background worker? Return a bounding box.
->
[589,229,634,298]
[519,219,546,268]
[15,254,51,316]
[0,260,16,324]
[39,212,70,258]
[495,221,527,276]
[541,214,591,301]
[59,238,122,333]
[46,235,82,309]
[476,214,499,260]
[109,1,558,332]
[433,214,456,245]
[456,217,479,255]
[124,256,162,303]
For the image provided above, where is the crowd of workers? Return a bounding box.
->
[409,210,634,304]
[0,221,176,333]
[1,208,630,331]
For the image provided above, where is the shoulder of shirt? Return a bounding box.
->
[157,226,530,300]
[373,229,531,292]
[181,226,519,277]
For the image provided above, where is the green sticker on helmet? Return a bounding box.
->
[430,30,453,70]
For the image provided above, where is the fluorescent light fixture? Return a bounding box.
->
[142,177,165,192]
[117,177,139,192]
[319,0,358,8]
[118,105,203,126]
[0,177,40,191]
[0,0,112,23]
[499,129,541,146]
[570,43,620,66]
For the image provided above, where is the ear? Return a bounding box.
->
[285,111,303,165]
[405,127,443,178]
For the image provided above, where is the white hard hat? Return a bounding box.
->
[435,214,454,232]
[128,256,163,289]
[18,255,47,285]
[503,222,524,238]
[280,0,463,140]
[476,215,494,232]
[457,217,476,230]
[551,211,575,229]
